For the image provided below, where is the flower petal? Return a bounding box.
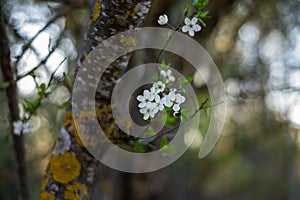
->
[182,25,189,33]
[143,113,150,120]
[173,104,180,112]
[138,102,146,108]
[188,29,195,37]
[164,100,173,107]
[184,17,191,25]
[168,75,175,82]
[160,70,167,77]
[191,17,198,25]
[137,95,144,102]
[193,24,201,32]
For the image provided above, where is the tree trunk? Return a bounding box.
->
[40,0,152,199]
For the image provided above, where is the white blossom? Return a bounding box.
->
[22,120,33,134]
[153,95,165,113]
[182,17,201,37]
[140,105,156,120]
[163,91,186,112]
[12,120,33,136]
[13,120,23,136]
[137,89,155,108]
[157,14,168,25]
[160,69,175,83]
[152,81,166,94]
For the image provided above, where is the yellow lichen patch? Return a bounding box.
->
[40,173,50,190]
[120,36,137,51]
[72,125,84,147]
[50,152,81,184]
[64,111,74,127]
[125,7,138,17]
[64,182,90,200]
[40,191,55,200]
[89,1,101,25]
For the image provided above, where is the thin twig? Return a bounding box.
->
[47,57,67,89]
[14,14,64,63]
[16,30,66,81]
[0,7,29,200]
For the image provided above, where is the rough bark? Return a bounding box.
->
[40,0,151,199]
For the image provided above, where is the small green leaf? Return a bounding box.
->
[152,73,159,82]
[165,113,177,128]
[200,10,209,17]
[181,76,193,87]
[134,141,146,153]
[184,5,189,16]
[145,126,157,137]
[160,137,168,148]
[190,0,197,6]
[198,18,206,27]
[195,0,209,11]
[161,145,176,156]
[180,109,191,121]
[167,30,173,40]
[40,83,46,91]
[160,138,176,156]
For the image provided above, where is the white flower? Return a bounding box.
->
[140,105,156,120]
[13,120,23,136]
[170,88,177,92]
[153,95,165,113]
[137,89,155,108]
[53,128,71,155]
[158,14,168,25]
[160,69,175,83]
[163,92,186,112]
[182,17,201,37]
[23,120,33,134]
[152,81,166,94]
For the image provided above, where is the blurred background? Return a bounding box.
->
[0,0,300,199]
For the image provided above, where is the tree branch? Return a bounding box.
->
[0,5,29,200]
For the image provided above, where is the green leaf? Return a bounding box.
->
[184,5,189,16]
[198,10,209,18]
[198,18,207,27]
[152,73,159,82]
[145,126,157,137]
[22,99,40,115]
[190,0,197,6]
[181,76,193,87]
[167,30,173,40]
[134,141,146,153]
[161,145,176,156]
[160,138,176,156]
[180,109,191,121]
[160,137,168,148]
[195,0,209,11]
[165,113,177,128]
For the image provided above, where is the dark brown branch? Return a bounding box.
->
[0,5,29,200]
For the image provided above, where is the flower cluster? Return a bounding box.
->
[137,68,186,121]
[12,120,33,136]
[157,14,201,37]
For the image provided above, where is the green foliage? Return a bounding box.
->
[179,109,191,121]
[160,137,176,156]
[190,0,209,11]
[134,141,146,153]
[145,126,157,137]
[189,0,211,27]
[184,5,189,16]
[180,76,193,87]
